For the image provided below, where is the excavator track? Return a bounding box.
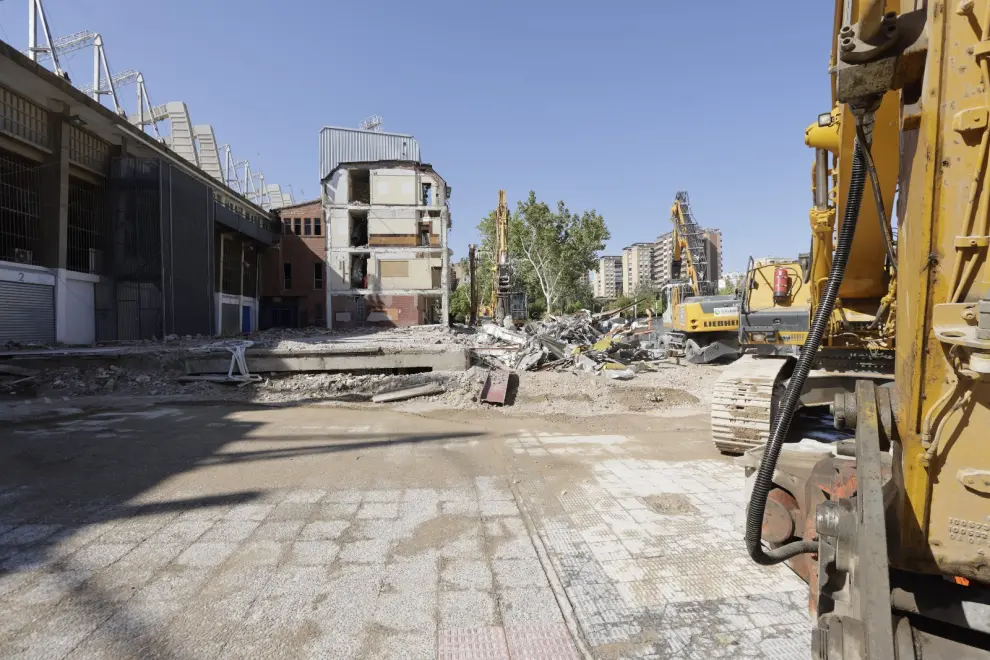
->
[710,354,792,455]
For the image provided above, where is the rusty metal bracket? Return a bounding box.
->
[812,381,896,660]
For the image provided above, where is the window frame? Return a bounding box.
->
[314,261,324,289]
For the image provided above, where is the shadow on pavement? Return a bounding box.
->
[0,402,485,658]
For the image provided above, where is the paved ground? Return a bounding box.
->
[0,401,808,659]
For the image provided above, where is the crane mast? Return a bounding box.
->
[493,190,512,324]
[669,191,713,298]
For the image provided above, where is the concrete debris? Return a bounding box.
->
[371,383,444,403]
[470,311,668,379]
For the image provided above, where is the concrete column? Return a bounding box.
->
[440,209,450,326]
[39,104,69,269]
[239,239,245,332]
[216,234,225,335]
[468,244,477,326]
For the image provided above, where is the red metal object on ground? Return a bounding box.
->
[480,369,511,405]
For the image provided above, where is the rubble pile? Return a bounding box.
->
[471,310,668,380]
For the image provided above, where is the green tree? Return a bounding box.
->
[477,192,610,316]
[449,283,471,323]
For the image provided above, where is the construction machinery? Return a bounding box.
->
[713,74,903,454]
[491,190,528,327]
[711,86,900,455]
[741,2,990,658]
[657,191,740,363]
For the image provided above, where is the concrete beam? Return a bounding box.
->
[329,247,447,254]
[330,288,445,296]
[184,348,470,374]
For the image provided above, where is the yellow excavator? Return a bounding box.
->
[481,190,527,326]
[658,191,740,363]
[739,1,990,658]
[712,97,898,454]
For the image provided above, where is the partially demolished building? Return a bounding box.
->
[320,128,451,328]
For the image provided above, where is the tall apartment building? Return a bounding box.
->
[622,243,654,294]
[702,229,722,284]
[652,229,722,288]
[593,256,623,298]
[260,200,326,328]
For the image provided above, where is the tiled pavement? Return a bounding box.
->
[0,407,810,659]
[509,430,809,659]
[0,481,577,660]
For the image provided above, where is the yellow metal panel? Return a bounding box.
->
[895,0,990,580]
[836,94,899,301]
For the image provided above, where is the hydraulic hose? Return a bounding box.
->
[745,126,869,566]
[855,122,897,272]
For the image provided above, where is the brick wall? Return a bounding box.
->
[260,200,327,327]
[330,295,424,328]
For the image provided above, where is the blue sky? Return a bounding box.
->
[0,1,833,273]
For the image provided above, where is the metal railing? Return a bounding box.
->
[0,151,43,265]
[0,86,49,151]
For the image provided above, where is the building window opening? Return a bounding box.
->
[313,217,322,236]
[349,210,368,247]
[67,177,108,275]
[422,183,433,206]
[221,238,239,295]
[304,218,312,236]
[314,261,324,289]
[419,225,431,247]
[293,218,301,236]
[242,247,257,297]
[349,169,371,204]
[283,262,292,290]
[349,254,368,288]
[283,220,292,235]
[0,152,42,265]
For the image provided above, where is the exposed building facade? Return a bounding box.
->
[622,243,654,295]
[0,39,276,345]
[702,228,722,284]
[593,255,623,298]
[259,200,326,328]
[323,158,450,327]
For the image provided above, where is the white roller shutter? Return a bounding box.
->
[0,280,55,345]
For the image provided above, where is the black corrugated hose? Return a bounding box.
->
[745,128,869,566]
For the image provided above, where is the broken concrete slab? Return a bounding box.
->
[481,324,528,346]
[184,348,470,375]
[371,383,444,403]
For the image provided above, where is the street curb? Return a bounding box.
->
[509,479,595,660]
